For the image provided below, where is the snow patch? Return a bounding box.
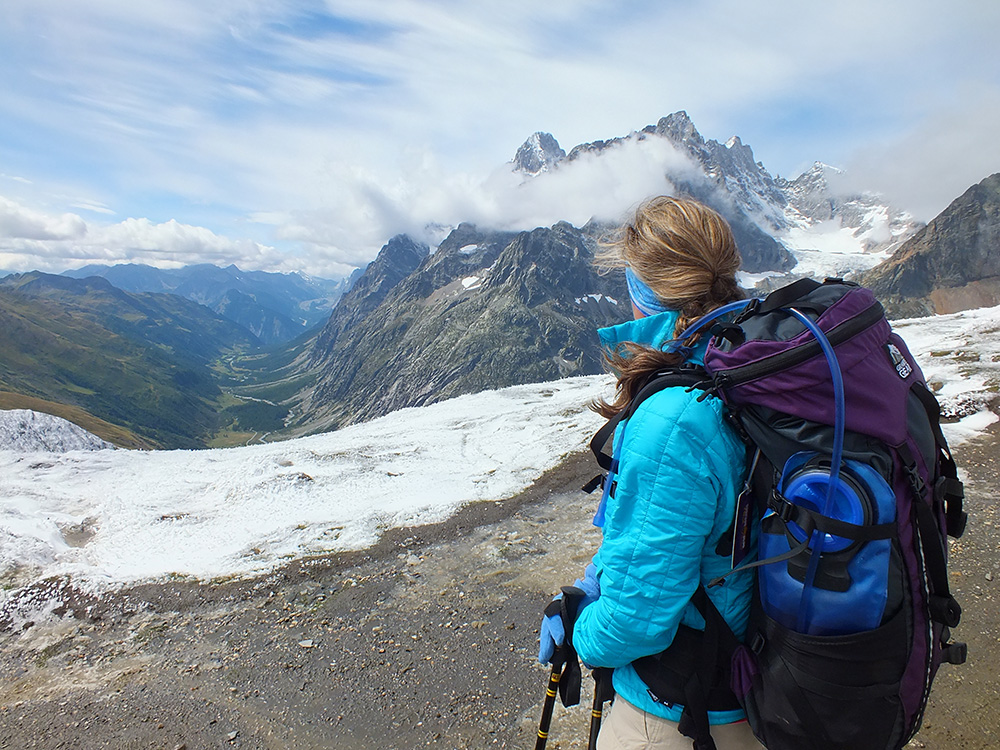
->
[781,221,895,279]
[2,304,999,601]
[575,293,619,305]
[0,410,114,453]
[943,410,999,447]
[0,376,613,597]
[894,304,1000,423]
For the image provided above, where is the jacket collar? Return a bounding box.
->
[597,309,708,365]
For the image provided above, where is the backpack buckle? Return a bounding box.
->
[768,491,795,523]
[941,641,968,665]
[733,297,760,324]
[929,595,962,628]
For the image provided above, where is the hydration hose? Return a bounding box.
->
[782,307,846,633]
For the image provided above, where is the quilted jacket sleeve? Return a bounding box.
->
[572,387,736,668]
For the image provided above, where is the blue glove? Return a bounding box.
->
[538,609,565,665]
[538,564,600,665]
[575,563,600,601]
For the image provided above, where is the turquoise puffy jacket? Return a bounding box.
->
[573,309,753,724]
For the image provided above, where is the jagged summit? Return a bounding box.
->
[514,112,920,257]
[512,132,565,175]
[652,111,703,148]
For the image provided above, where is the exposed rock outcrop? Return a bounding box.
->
[862,173,1000,317]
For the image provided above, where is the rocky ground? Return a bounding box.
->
[0,425,997,750]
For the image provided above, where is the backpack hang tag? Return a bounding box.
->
[732,450,760,569]
[731,488,754,569]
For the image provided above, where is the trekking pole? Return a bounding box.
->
[588,668,614,750]
[535,665,563,750]
[588,687,603,750]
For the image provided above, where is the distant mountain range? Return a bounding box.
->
[63,263,347,345]
[2,113,997,445]
[268,113,958,435]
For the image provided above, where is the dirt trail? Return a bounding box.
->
[0,426,996,750]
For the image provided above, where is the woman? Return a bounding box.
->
[540,196,762,749]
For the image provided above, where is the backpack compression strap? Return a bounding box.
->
[898,381,967,662]
[910,381,967,538]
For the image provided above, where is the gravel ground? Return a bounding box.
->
[0,425,996,750]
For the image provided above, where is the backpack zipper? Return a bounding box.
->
[713,301,885,387]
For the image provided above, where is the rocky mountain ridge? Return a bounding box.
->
[513,111,922,257]
[290,222,625,432]
[862,173,1000,317]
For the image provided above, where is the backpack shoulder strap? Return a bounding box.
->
[589,366,709,471]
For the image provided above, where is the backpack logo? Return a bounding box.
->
[887,343,912,379]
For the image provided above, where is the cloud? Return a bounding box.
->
[0,197,87,241]
[2,0,1000,273]
[0,197,299,275]
[842,85,1000,221]
[259,134,705,264]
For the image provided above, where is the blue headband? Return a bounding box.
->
[625,267,670,316]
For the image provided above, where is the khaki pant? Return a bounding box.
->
[596,698,765,750]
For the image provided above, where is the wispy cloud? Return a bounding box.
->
[1,0,998,275]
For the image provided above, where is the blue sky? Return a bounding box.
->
[1,0,999,278]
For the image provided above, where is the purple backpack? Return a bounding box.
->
[697,278,968,750]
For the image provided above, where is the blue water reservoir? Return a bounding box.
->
[759,452,896,635]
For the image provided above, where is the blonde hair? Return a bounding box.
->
[594,196,744,417]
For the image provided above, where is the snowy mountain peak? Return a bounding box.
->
[0,410,114,452]
[793,161,846,190]
[653,111,704,147]
[508,112,921,271]
[512,132,566,175]
[812,161,845,176]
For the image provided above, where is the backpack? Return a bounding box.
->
[589,277,967,750]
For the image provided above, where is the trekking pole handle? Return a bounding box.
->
[535,665,563,750]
